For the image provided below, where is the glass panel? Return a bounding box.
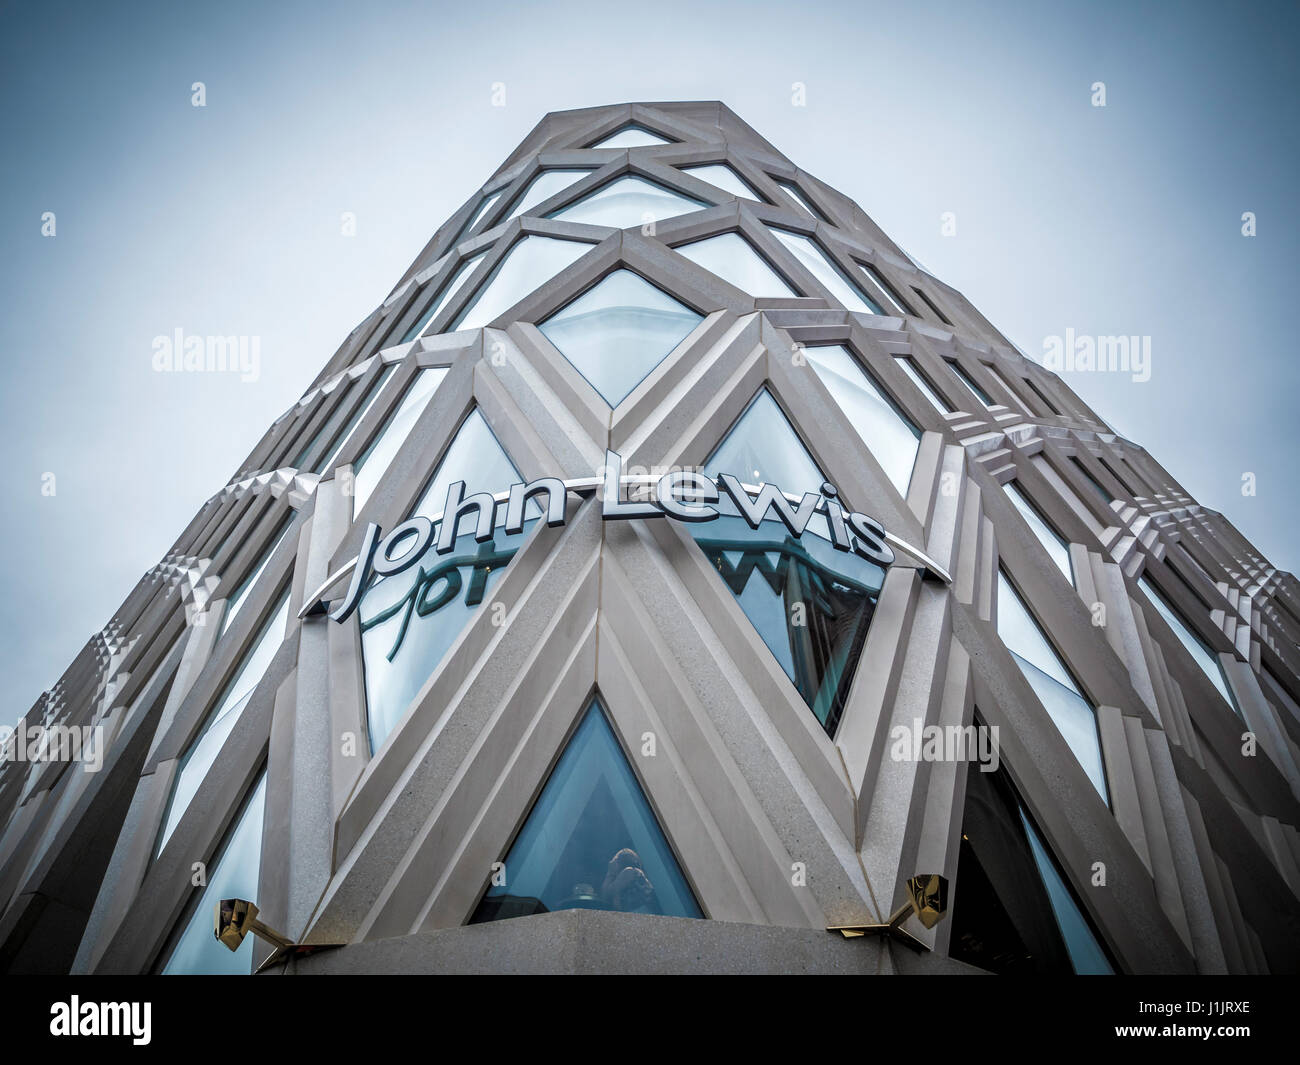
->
[1005,482,1073,583]
[360,410,531,752]
[676,232,796,298]
[774,178,827,222]
[549,175,705,229]
[1021,808,1114,974]
[950,747,1112,974]
[1139,577,1237,711]
[402,254,486,343]
[289,405,335,472]
[997,571,1107,801]
[313,363,399,474]
[538,270,702,406]
[220,518,291,637]
[588,125,671,148]
[690,390,886,735]
[350,367,449,513]
[804,345,919,497]
[457,189,503,240]
[895,356,952,413]
[158,592,288,854]
[856,261,912,316]
[455,236,590,331]
[471,700,701,923]
[682,163,762,201]
[1026,376,1063,416]
[161,773,267,975]
[768,228,881,314]
[949,361,993,406]
[1071,457,1114,504]
[505,169,593,221]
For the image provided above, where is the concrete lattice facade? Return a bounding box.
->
[3,102,1299,975]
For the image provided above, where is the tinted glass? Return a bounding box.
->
[161,773,267,975]
[471,700,701,923]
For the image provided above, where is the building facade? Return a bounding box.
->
[2,101,1298,975]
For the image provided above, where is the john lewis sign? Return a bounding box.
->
[300,449,950,622]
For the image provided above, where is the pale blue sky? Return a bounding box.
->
[2,0,1296,723]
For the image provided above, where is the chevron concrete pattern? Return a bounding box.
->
[2,102,1298,976]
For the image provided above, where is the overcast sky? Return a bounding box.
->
[2,0,1296,726]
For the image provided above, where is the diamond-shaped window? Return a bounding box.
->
[675,232,796,298]
[538,270,702,406]
[548,175,705,229]
[358,408,535,753]
[455,236,590,331]
[157,593,288,854]
[803,345,920,497]
[681,163,764,202]
[997,568,1107,801]
[505,169,594,222]
[351,367,449,512]
[768,228,882,314]
[689,389,886,735]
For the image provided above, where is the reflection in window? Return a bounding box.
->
[774,178,828,222]
[1005,482,1073,583]
[538,270,702,406]
[682,163,762,201]
[804,346,919,497]
[691,389,886,736]
[161,773,267,975]
[950,744,1113,974]
[587,125,672,148]
[455,236,590,331]
[220,517,291,637]
[676,232,795,298]
[549,175,705,229]
[768,229,882,314]
[402,254,487,343]
[471,699,701,923]
[1139,576,1237,713]
[948,360,993,407]
[350,368,449,513]
[505,169,593,222]
[158,592,288,854]
[895,356,952,414]
[360,409,532,752]
[997,569,1107,801]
